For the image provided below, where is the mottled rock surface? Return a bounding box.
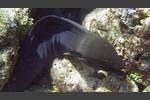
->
[0,8,32,90]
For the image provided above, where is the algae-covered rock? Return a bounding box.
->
[0,8,19,90]
[0,8,32,90]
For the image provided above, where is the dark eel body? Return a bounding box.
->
[2,15,125,92]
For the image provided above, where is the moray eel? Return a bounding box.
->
[2,15,126,92]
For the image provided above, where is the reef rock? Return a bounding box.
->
[0,8,32,90]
